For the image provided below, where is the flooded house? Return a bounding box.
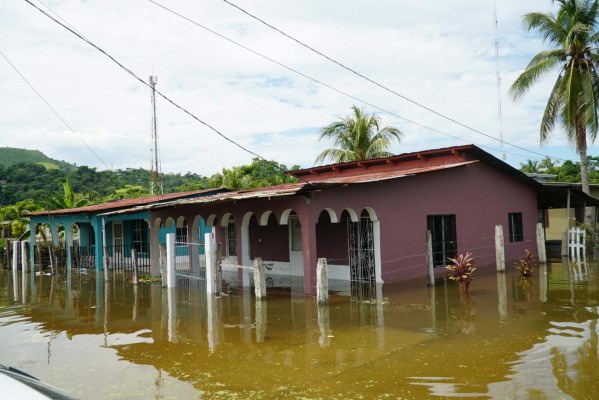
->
[27,188,227,273]
[26,145,597,295]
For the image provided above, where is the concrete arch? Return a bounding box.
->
[53,223,66,244]
[164,217,175,229]
[321,208,338,223]
[176,216,187,228]
[206,214,217,228]
[259,210,274,226]
[362,207,379,222]
[191,215,204,243]
[279,209,296,225]
[343,207,359,223]
[220,213,233,227]
[242,211,255,228]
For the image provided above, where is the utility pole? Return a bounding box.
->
[149,75,163,195]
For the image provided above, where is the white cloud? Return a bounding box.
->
[0,0,587,177]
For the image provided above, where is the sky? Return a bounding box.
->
[0,0,594,176]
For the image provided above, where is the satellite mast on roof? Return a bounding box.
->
[149,75,163,195]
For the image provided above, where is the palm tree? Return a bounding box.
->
[539,156,560,174]
[520,159,541,173]
[510,0,599,227]
[315,106,401,164]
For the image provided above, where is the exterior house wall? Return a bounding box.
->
[545,187,599,240]
[148,160,538,290]
[299,161,537,282]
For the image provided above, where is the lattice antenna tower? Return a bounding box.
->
[492,0,505,160]
[149,75,163,195]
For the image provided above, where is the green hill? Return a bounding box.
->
[0,147,75,170]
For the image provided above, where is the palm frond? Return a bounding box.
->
[510,55,562,99]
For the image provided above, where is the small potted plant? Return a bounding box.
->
[445,252,476,293]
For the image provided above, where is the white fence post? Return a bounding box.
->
[12,241,18,273]
[159,244,167,287]
[495,225,505,272]
[131,248,139,285]
[317,258,329,305]
[21,241,28,272]
[253,257,266,299]
[205,232,216,295]
[536,223,547,264]
[568,227,587,268]
[425,230,434,286]
[166,233,176,288]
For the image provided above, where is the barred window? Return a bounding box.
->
[508,212,523,242]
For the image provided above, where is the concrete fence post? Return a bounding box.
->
[159,243,167,287]
[166,233,176,289]
[102,218,110,281]
[253,257,266,299]
[316,258,329,305]
[12,240,18,273]
[205,233,216,295]
[215,242,223,294]
[561,232,568,257]
[131,248,139,285]
[495,225,505,272]
[536,223,547,264]
[21,241,28,272]
[425,230,434,286]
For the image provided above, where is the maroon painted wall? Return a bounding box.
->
[148,159,538,286]
[249,214,290,261]
[316,210,349,264]
[306,161,537,281]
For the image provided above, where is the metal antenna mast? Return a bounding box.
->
[492,0,505,160]
[149,75,163,195]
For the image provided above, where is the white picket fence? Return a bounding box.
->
[568,227,586,262]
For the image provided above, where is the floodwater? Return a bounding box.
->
[0,260,598,400]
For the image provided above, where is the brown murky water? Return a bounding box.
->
[1,260,598,399]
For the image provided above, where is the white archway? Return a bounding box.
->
[321,208,338,223]
[279,209,295,225]
[344,207,359,223]
[259,210,274,226]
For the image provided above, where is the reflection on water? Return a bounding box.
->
[1,259,599,399]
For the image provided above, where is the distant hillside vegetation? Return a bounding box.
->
[0,147,75,170]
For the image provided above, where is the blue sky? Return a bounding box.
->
[0,0,594,175]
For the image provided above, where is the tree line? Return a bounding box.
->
[519,156,599,184]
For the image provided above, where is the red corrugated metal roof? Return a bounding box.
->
[292,144,476,176]
[101,160,476,215]
[28,187,227,216]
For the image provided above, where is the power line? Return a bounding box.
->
[0,48,111,170]
[145,1,548,162]
[218,0,565,162]
[23,0,313,184]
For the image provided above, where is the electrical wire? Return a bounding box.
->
[146,1,548,162]
[218,0,567,162]
[0,48,111,170]
[23,0,316,184]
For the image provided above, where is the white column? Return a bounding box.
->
[373,220,383,284]
[426,230,434,286]
[21,241,28,272]
[12,241,18,273]
[536,223,547,264]
[316,258,329,305]
[253,257,266,299]
[205,232,216,294]
[166,233,176,288]
[495,225,505,272]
